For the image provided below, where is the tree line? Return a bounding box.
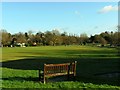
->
[0,29,120,47]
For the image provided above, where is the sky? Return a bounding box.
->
[1,2,118,36]
[1,0,119,2]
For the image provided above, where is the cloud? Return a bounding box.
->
[98,5,119,14]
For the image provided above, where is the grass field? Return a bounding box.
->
[1,45,120,89]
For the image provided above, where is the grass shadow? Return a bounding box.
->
[1,56,120,86]
[1,57,77,70]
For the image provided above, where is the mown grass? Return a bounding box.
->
[1,45,120,89]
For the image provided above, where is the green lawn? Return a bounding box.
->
[1,46,120,88]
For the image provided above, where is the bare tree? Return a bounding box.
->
[1,29,11,47]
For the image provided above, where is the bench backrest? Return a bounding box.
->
[44,61,77,77]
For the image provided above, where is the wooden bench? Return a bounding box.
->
[39,61,77,84]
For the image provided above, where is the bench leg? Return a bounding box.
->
[67,74,70,81]
[39,70,44,83]
[43,76,46,84]
[39,70,41,81]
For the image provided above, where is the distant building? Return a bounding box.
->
[15,43,26,47]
